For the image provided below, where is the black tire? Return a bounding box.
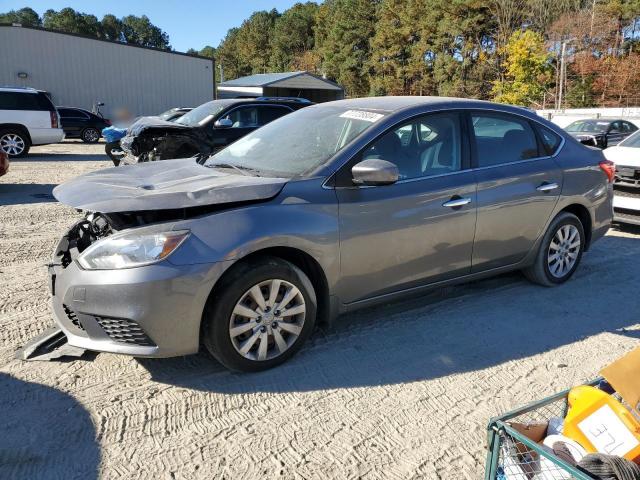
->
[81,127,100,143]
[0,128,31,158]
[523,212,585,287]
[202,257,317,372]
[105,142,122,166]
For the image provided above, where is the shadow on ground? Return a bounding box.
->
[139,233,640,394]
[0,373,100,480]
[0,183,57,206]
[11,153,108,162]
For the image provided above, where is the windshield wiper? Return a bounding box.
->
[206,163,260,177]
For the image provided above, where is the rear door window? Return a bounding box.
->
[471,113,539,167]
[0,91,52,111]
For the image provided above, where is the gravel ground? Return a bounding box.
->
[1,141,639,480]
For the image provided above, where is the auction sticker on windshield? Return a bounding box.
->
[339,110,385,122]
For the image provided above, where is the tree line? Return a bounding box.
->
[0,7,170,49]
[213,0,640,108]
[2,3,639,108]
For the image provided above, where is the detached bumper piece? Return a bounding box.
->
[15,326,86,361]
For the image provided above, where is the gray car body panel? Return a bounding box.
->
[49,97,613,358]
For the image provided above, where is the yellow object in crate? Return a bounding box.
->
[564,385,640,462]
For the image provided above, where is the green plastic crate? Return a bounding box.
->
[485,380,601,480]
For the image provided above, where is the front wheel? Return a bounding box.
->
[105,142,124,166]
[202,257,316,372]
[523,212,585,287]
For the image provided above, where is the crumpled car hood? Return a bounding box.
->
[127,116,192,136]
[53,158,288,213]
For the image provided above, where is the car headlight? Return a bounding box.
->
[77,230,190,270]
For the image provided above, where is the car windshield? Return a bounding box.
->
[565,120,609,133]
[619,130,640,148]
[204,105,388,177]
[176,101,227,126]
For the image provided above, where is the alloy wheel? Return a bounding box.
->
[547,224,581,278]
[0,133,25,156]
[229,279,306,362]
[83,129,100,142]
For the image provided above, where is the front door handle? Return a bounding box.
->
[536,182,559,192]
[442,197,472,208]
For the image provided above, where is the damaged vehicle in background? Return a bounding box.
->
[118,97,311,164]
[49,97,613,372]
[564,118,637,149]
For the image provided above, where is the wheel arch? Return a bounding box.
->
[558,203,592,250]
[0,123,32,143]
[206,246,331,328]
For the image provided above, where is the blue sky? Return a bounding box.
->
[2,1,302,52]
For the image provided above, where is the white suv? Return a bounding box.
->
[0,87,64,157]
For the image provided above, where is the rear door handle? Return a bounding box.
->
[536,182,559,192]
[442,197,472,208]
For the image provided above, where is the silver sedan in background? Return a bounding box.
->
[49,97,613,372]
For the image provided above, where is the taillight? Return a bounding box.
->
[50,111,59,129]
[105,119,112,126]
[599,159,615,183]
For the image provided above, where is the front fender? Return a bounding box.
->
[167,178,341,289]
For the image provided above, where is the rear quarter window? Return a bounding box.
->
[536,125,563,156]
[0,92,54,111]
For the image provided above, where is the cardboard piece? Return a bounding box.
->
[508,421,549,472]
[509,421,549,444]
[601,347,640,416]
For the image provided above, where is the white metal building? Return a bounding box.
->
[0,24,215,117]
[217,72,344,103]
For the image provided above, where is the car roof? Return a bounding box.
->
[211,98,311,106]
[314,95,537,116]
[57,106,91,112]
[568,118,624,123]
[0,86,43,94]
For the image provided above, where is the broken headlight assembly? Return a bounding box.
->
[77,230,190,270]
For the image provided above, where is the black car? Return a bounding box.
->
[120,97,312,163]
[57,107,111,143]
[157,107,192,122]
[564,118,638,149]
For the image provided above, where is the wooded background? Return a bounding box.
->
[2,2,639,108]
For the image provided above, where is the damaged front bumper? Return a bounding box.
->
[48,225,228,358]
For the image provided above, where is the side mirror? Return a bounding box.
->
[214,118,233,128]
[352,159,399,186]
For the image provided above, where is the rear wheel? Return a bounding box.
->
[0,129,30,158]
[202,257,316,372]
[81,127,100,143]
[523,212,585,286]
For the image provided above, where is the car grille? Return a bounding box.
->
[63,304,85,331]
[615,208,640,222]
[614,186,640,199]
[615,166,640,187]
[95,316,156,347]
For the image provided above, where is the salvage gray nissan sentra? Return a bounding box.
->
[49,97,614,372]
